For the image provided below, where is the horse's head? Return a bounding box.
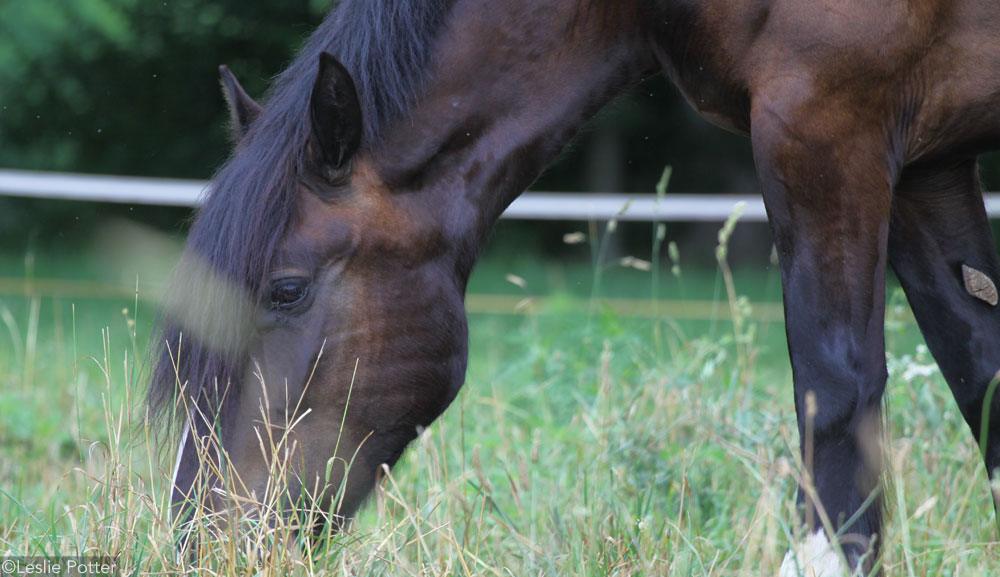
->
[160,53,471,536]
[155,0,647,543]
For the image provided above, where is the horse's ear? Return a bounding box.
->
[219,65,262,142]
[309,52,363,173]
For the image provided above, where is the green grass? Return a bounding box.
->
[1,224,999,575]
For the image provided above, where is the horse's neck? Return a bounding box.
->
[372,0,655,247]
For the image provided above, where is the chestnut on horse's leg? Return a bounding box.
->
[752,99,896,573]
[890,160,1000,514]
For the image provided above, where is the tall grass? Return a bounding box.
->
[1,215,999,575]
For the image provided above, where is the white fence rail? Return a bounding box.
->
[4,168,1000,222]
[0,168,766,222]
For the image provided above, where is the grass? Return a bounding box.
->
[1,217,999,575]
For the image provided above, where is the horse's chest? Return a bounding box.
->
[657,51,751,135]
[677,76,749,135]
[651,5,752,134]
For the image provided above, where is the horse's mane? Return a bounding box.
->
[147,0,455,437]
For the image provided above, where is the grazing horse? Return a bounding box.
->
[152,0,1000,573]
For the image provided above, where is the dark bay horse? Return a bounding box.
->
[152,0,1000,573]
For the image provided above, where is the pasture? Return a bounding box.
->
[1,218,997,576]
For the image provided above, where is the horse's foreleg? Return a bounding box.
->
[751,100,895,574]
[890,160,1000,515]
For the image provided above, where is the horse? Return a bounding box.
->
[151,0,1000,574]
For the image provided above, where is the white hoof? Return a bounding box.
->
[779,531,851,577]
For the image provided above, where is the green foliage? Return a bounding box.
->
[0,0,333,242]
[0,0,331,176]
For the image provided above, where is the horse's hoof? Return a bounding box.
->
[779,531,853,577]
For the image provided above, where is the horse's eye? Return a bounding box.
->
[269,278,309,310]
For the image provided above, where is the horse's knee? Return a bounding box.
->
[793,338,887,439]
